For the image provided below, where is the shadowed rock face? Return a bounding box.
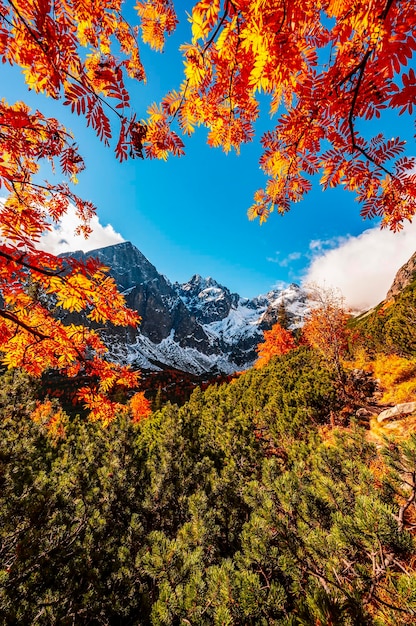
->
[386,251,416,300]
[124,281,216,351]
[64,242,310,374]
[67,242,218,353]
[83,241,161,290]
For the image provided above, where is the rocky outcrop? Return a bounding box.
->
[386,251,416,300]
[173,275,239,324]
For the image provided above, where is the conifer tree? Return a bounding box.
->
[277,298,290,330]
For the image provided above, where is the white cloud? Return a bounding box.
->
[267,251,302,267]
[302,221,416,311]
[308,236,347,252]
[271,279,292,292]
[37,204,125,254]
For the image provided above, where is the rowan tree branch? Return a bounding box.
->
[4,0,126,122]
[0,249,65,278]
[0,309,50,340]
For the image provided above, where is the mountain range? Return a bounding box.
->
[69,241,311,374]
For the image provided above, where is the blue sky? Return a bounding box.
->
[2,3,415,308]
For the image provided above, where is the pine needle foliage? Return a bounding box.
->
[1,351,416,623]
[351,277,416,358]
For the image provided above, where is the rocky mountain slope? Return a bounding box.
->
[69,242,311,374]
[386,250,416,300]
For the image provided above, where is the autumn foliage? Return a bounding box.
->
[129,391,152,423]
[370,353,416,404]
[0,0,162,419]
[31,398,67,441]
[255,322,296,369]
[302,290,351,375]
[0,0,415,419]
[153,0,416,229]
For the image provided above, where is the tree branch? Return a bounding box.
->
[398,471,416,532]
[0,249,65,278]
[4,0,125,122]
[0,308,50,340]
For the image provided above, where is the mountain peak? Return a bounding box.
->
[173,274,239,325]
[66,240,160,291]
[180,274,223,293]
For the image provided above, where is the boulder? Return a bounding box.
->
[377,402,416,423]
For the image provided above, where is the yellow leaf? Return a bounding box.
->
[147,102,165,123]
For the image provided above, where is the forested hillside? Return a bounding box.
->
[1,347,416,625]
[352,275,416,357]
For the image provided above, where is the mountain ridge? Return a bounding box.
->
[67,242,310,374]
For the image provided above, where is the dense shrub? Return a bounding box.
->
[1,353,415,624]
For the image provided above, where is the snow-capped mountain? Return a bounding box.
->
[68,242,310,374]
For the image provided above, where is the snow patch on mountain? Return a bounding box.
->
[259,284,310,329]
[108,329,239,375]
[207,299,264,341]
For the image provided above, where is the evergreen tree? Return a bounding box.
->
[1,355,416,623]
[277,299,290,330]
